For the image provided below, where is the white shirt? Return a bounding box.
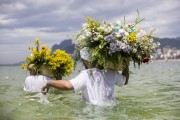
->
[24,75,51,92]
[70,68,126,106]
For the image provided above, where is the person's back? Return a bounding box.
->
[24,64,52,92]
[41,47,129,106]
[24,75,51,92]
[70,68,126,106]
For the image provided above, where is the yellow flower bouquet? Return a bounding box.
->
[21,38,74,79]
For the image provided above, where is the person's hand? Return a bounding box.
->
[41,84,49,95]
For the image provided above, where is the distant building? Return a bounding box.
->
[154,46,180,60]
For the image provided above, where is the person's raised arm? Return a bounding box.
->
[41,80,74,94]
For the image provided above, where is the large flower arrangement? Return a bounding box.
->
[21,38,74,79]
[74,11,160,71]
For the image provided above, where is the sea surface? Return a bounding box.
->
[0,60,179,120]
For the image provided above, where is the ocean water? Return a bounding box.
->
[0,60,179,120]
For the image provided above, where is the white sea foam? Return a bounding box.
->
[38,93,50,104]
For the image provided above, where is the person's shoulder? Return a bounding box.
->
[80,68,96,72]
[81,68,117,74]
[80,69,90,74]
[25,75,36,80]
[79,68,99,75]
[26,75,51,79]
[37,75,52,79]
[38,75,48,77]
[26,75,34,78]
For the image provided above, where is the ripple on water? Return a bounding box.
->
[0,61,180,120]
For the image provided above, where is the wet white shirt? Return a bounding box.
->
[24,75,51,92]
[70,68,126,106]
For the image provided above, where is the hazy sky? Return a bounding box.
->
[0,0,180,64]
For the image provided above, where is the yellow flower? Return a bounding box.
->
[143,35,149,40]
[21,64,28,71]
[128,32,136,42]
[41,45,47,51]
[47,49,74,76]
[35,38,40,45]
[22,39,74,78]
[32,48,39,56]
[138,29,141,33]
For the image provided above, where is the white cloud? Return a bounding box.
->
[0,27,76,64]
[0,2,26,13]
[0,15,17,25]
[14,2,26,10]
[25,0,74,7]
[0,27,74,43]
[0,0,180,64]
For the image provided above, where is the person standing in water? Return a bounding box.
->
[41,47,129,106]
[24,64,52,92]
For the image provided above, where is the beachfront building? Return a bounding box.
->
[154,47,180,60]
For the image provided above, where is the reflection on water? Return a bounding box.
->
[0,60,180,120]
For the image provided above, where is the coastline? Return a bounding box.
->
[154,59,180,61]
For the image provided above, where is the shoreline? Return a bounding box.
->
[153,59,180,61]
[1,59,180,66]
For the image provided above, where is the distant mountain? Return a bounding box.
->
[4,37,179,66]
[157,37,180,49]
[52,37,180,54]
[51,39,75,54]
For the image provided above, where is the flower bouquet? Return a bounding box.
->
[74,10,160,71]
[21,38,74,79]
